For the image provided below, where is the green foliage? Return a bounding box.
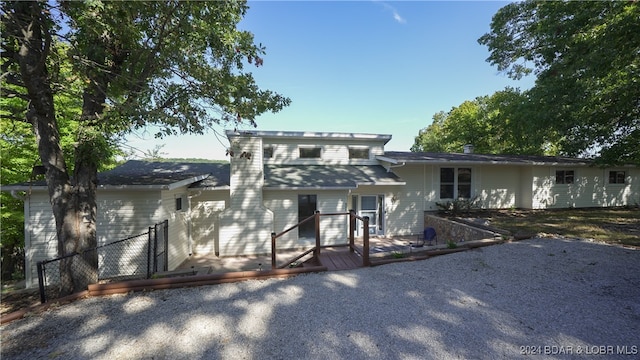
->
[412,88,550,155]
[446,240,458,249]
[478,1,640,165]
[59,0,291,139]
[435,196,479,216]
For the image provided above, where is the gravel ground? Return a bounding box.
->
[2,238,639,360]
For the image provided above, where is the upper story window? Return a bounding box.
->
[440,167,472,199]
[609,170,626,184]
[555,170,575,184]
[263,146,273,159]
[349,147,370,159]
[299,147,321,159]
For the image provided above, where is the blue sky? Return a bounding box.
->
[126,1,534,160]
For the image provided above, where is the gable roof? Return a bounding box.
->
[378,151,594,166]
[262,165,405,190]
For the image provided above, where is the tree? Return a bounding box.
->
[478,1,640,164]
[1,40,113,281]
[412,88,549,155]
[1,1,290,294]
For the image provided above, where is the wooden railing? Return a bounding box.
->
[271,210,370,269]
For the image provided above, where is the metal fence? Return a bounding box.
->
[37,220,168,303]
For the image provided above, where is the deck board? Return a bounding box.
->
[316,248,363,271]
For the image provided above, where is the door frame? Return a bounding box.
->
[351,194,385,236]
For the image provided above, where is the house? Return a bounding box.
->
[4,130,639,288]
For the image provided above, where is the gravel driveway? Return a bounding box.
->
[2,238,639,359]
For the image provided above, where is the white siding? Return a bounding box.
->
[189,190,229,255]
[160,187,190,270]
[263,138,385,165]
[264,190,349,249]
[532,167,640,209]
[475,165,519,209]
[24,192,58,287]
[96,191,162,243]
[519,167,534,209]
[219,135,274,256]
[317,190,349,245]
[25,189,164,288]
[97,190,163,278]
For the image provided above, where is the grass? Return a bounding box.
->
[483,208,639,247]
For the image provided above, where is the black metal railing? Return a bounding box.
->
[37,220,168,303]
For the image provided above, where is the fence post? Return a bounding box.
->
[37,261,46,304]
[163,219,169,271]
[363,216,370,266]
[147,226,153,278]
[314,210,321,261]
[271,232,277,269]
[349,209,355,252]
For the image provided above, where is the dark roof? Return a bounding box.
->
[96,161,227,186]
[2,160,230,190]
[263,165,405,189]
[379,151,594,166]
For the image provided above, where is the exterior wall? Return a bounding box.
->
[384,164,429,236]
[160,187,190,270]
[474,165,519,209]
[531,166,640,209]
[262,137,385,165]
[219,135,274,256]
[519,167,534,209]
[97,191,162,242]
[352,184,417,236]
[264,190,349,249]
[24,189,164,288]
[189,190,229,256]
[23,191,58,288]
[97,190,163,277]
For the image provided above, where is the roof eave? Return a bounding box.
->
[263,186,356,191]
[167,174,210,191]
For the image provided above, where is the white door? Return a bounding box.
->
[359,195,384,236]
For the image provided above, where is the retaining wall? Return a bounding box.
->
[424,213,498,243]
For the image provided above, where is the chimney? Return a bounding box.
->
[463,144,474,154]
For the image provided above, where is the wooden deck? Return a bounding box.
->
[312,247,363,271]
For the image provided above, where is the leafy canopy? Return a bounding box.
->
[57,0,291,139]
[478,1,640,164]
[411,88,551,155]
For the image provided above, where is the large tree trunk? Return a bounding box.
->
[9,2,98,295]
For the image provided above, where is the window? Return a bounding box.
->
[555,170,575,184]
[349,147,369,159]
[299,147,321,159]
[440,168,455,199]
[263,146,273,159]
[175,196,183,211]
[298,195,317,238]
[609,171,626,184]
[457,168,472,199]
[440,167,472,199]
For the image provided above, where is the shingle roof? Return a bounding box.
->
[2,160,230,190]
[379,151,594,166]
[98,161,229,187]
[263,165,405,189]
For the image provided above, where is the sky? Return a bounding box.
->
[125,0,535,160]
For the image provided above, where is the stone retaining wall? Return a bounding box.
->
[424,213,498,243]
